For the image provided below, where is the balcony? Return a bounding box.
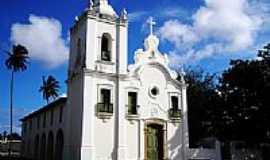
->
[126,105,140,120]
[96,103,113,120]
[168,108,182,120]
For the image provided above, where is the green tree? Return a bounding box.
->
[182,68,220,147]
[218,43,270,145]
[39,75,60,104]
[5,44,29,155]
[7,133,21,140]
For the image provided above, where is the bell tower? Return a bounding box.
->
[68,0,128,76]
[66,0,128,159]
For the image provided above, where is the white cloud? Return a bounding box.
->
[129,11,148,22]
[168,43,224,67]
[193,0,263,51]
[11,15,69,68]
[158,0,268,66]
[161,7,189,19]
[128,6,189,22]
[59,93,67,98]
[159,20,199,50]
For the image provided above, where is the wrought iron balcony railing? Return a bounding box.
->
[168,108,182,119]
[126,105,140,115]
[97,103,113,114]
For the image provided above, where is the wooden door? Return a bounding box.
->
[146,125,163,160]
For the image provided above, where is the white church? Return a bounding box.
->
[21,0,221,160]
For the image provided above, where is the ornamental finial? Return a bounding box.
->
[88,0,94,9]
[120,8,128,21]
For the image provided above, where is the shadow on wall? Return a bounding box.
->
[167,122,183,160]
[167,109,222,160]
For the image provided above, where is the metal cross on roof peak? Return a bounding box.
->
[147,17,156,35]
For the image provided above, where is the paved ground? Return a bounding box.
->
[0,157,31,160]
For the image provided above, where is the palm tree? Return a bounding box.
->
[5,44,29,156]
[39,75,60,104]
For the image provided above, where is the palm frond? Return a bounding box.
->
[39,75,60,103]
[5,44,29,72]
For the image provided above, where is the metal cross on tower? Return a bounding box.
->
[147,17,156,35]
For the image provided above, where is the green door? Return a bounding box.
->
[146,125,163,160]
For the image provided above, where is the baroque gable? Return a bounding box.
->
[127,21,184,89]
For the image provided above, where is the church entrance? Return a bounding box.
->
[145,124,164,160]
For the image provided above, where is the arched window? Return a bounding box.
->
[34,135,39,159]
[47,132,54,159]
[40,134,46,160]
[55,129,64,160]
[101,33,112,61]
[27,139,31,155]
[47,131,54,160]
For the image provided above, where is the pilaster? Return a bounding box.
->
[80,74,96,159]
[181,85,189,160]
[116,80,127,160]
[139,119,145,160]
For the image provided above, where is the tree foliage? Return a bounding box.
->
[6,133,21,140]
[39,75,60,104]
[184,43,270,148]
[184,68,220,147]
[4,44,29,156]
[218,43,270,144]
[5,45,29,72]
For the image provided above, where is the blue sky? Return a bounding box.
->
[0,0,270,133]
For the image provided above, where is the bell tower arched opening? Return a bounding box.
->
[101,33,112,61]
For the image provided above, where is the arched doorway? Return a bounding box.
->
[47,131,54,160]
[34,135,39,159]
[55,129,64,160]
[40,134,46,160]
[145,119,167,160]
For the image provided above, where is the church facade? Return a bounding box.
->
[21,0,221,160]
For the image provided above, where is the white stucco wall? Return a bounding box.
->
[126,122,139,160]
[168,122,184,160]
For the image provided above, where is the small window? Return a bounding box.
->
[149,86,159,98]
[29,119,32,130]
[37,116,40,129]
[24,122,27,134]
[97,89,113,113]
[151,87,159,96]
[101,34,111,61]
[50,110,54,126]
[171,96,179,109]
[101,89,111,104]
[128,92,138,115]
[43,113,46,128]
[59,106,63,123]
[169,96,181,119]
